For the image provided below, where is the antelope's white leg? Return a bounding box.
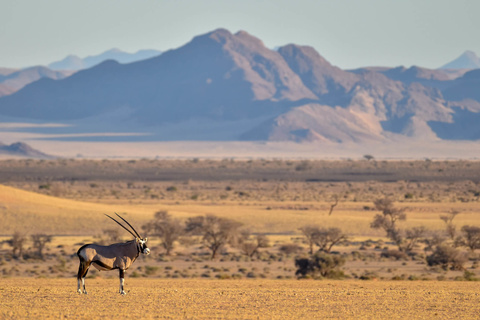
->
[120,278,126,295]
[77,278,82,294]
[119,269,126,295]
[82,277,87,294]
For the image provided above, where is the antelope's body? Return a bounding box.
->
[76,213,150,295]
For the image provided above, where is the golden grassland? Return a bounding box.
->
[0,278,479,319]
[1,183,480,236]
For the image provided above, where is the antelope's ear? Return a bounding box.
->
[145,237,148,242]
[135,238,140,243]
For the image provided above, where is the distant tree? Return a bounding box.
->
[185,215,242,259]
[328,195,339,216]
[300,226,347,254]
[314,228,347,253]
[440,210,460,240]
[363,154,374,161]
[31,234,52,259]
[370,198,406,250]
[5,232,27,259]
[455,225,480,252]
[143,211,185,255]
[403,226,427,253]
[300,226,320,254]
[237,230,269,258]
[422,230,446,253]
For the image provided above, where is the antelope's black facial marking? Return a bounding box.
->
[138,238,150,255]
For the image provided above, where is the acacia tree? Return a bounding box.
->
[328,195,339,216]
[403,226,427,253]
[314,228,347,253]
[300,226,347,254]
[31,234,52,259]
[237,230,269,258]
[143,211,184,255]
[370,198,406,250]
[185,215,242,259]
[6,232,27,259]
[455,225,480,252]
[300,226,320,254]
[422,230,446,253]
[440,210,460,240]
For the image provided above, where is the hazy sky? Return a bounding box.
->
[1,0,478,70]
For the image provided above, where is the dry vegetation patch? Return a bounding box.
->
[1,159,479,284]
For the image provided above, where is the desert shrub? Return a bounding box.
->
[380,249,408,260]
[462,270,480,281]
[144,265,160,276]
[295,160,311,171]
[427,244,467,271]
[358,271,379,280]
[279,244,303,255]
[295,252,345,279]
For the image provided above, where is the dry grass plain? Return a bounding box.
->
[1,159,480,319]
[1,278,479,319]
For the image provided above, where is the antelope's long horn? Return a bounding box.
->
[115,212,142,238]
[105,214,137,238]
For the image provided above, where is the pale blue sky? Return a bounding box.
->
[1,0,478,69]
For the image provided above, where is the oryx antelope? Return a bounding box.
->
[76,213,150,295]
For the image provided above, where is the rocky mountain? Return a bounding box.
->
[0,142,54,158]
[0,29,479,143]
[440,51,480,70]
[0,66,74,98]
[48,48,162,71]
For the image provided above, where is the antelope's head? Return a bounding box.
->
[106,213,151,255]
[137,237,150,255]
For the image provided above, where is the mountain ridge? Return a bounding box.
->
[48,48,162,71]
[0,28,479,144]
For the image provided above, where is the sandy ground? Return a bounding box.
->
[1,278,479,319]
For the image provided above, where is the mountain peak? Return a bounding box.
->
[0,142,54,158]
[440,50,480,69]
[205,28,233,41]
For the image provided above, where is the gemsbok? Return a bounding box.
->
[76,213,150,295]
